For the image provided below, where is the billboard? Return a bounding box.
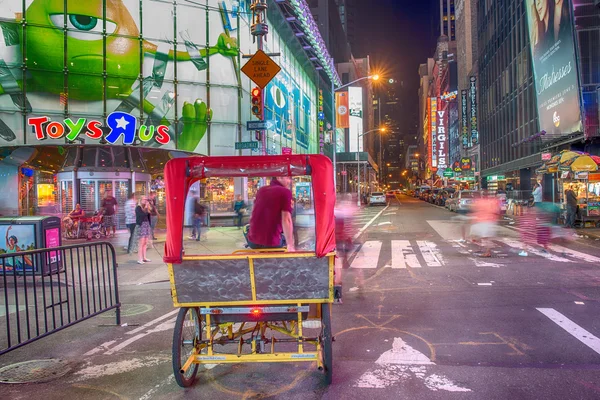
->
[469,76,478,145]
[348,87,363,152]
[525,0,582,138]
[461,90,469,148]
[336,92,350,128]
[436,98,448,170]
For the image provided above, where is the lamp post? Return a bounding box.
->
[331,74,379,191]
[356,127,385,206]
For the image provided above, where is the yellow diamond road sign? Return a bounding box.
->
[241,50,281,89]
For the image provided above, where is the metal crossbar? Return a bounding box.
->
[0,242,120,355]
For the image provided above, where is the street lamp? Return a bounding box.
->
[331,74,380,190]
[355,127,385,206]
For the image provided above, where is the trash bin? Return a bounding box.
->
[0,216,63,275]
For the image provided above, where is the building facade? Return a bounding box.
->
[0,0,338,219]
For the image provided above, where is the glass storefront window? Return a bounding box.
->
[98,148,114,168]
[60,181,73,214]
[80,148,97,168]
[207,178,235,213]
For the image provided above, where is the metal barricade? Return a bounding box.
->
[0,242,120,355]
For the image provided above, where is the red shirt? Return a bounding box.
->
[248,179,293,247]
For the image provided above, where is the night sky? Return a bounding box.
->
[352,0,437,133]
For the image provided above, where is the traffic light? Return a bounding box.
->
[251,87,262,119]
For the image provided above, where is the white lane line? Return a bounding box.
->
[548,244,600,263]
[350,241,382,269]
[105,316,178,355]
[353,205,390,240]
[126,309,179,335]
[537,308,600,355]
[469,258,502,268]
[83,340,117,356]
[391,240,421,269]
[416,241,443,267]
[500,239,573,263]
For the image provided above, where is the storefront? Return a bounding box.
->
[0,0,338,218]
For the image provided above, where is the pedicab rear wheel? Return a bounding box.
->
[320,303,333,385]
[172,307,201,387]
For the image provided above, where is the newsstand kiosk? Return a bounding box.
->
[0,216,63,275]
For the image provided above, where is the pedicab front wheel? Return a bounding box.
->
[320,303,333,385]
[172,307,201,387]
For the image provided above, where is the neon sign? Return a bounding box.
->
[440,91,458,101]
[436,98,448,170]
[29,112,171,145]
[430,98,437,169]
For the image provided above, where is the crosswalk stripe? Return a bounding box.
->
[417,241,443,267]
[391,240,421,269]
[499,238,573,263]
[350,240,382,269]
[548,244,600,263]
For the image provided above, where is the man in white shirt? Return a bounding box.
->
[125,193,137,253]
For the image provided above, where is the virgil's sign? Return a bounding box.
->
[29,112,171,145]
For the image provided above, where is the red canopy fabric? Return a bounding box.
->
[163,155,336,264]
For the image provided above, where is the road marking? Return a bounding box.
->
[351,241,382,269]
[391,240,421,269]
[353,205,390,240]
[105,316,178,355]
[537,308,600,355]
[500,239,573,263]
[469,258,502,268]
[548,244,600,263]
[126,309,178,335]
[417,241,443,267]
[83,340,117,356]
[477,283,493,286]
[355,337,470,392]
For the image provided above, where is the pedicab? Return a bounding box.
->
[163,155,337,387]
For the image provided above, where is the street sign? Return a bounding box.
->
[246,120,268,130]
[443,168,453,178]
[241,50,281,89]
[235,141,259,150]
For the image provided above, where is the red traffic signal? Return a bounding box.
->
[251,87,262,119]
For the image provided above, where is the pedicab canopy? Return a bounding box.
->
[163,155,336,264]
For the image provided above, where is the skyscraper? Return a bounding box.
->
[432,0,457,41]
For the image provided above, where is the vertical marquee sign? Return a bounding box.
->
[436,98,448,170]
[430,97,438,170]
[461,89,468,148]
[469,76,478,145]
[318,89,325,155]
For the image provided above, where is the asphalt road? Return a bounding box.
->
[2,195,600,399]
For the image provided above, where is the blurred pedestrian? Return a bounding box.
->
[148,191,159,240]
[101,191,118,237]
[470,192,499,257]
[565,186,578,228]
[193,197,207,241]
[233,195,246,229]
[125,193,137,253]
[518,204,552,256]
[135,196,152,264]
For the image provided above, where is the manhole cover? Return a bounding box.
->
[0,359,73,384]
[100,303,154,318]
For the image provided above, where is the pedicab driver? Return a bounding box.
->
[247,176,295,252]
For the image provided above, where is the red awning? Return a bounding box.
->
[163,155,336,264]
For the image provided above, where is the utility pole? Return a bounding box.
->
[251,0,268,155]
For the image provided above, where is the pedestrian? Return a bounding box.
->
[532,182,543,206]
[101,191,118,237]
[565,186,578,228]
[125,193,137,253]
[148,191,159,240]
[193,197,207,241]
[469,193,499,257]
[233,195,246,229]
[135,196,152,264]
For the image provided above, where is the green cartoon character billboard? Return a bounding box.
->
[0,0,251,153]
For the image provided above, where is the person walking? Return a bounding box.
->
[101,191,118,237]
[532,182,543,206]
[469,193,500,258]
[193,197,207,241]
[148,191,159,240]
[233,195,246,229]
[125,193,137,253]
[565,186,578,228]
[135,196,152,264]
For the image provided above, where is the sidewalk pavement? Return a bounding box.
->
[74,225,316,288]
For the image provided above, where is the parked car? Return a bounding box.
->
[369,192,387,206]
[419,189,432,201]
[386,191,396,198]
[435,188,455,206]
[447,190,481,212]
[429,188,442,204]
